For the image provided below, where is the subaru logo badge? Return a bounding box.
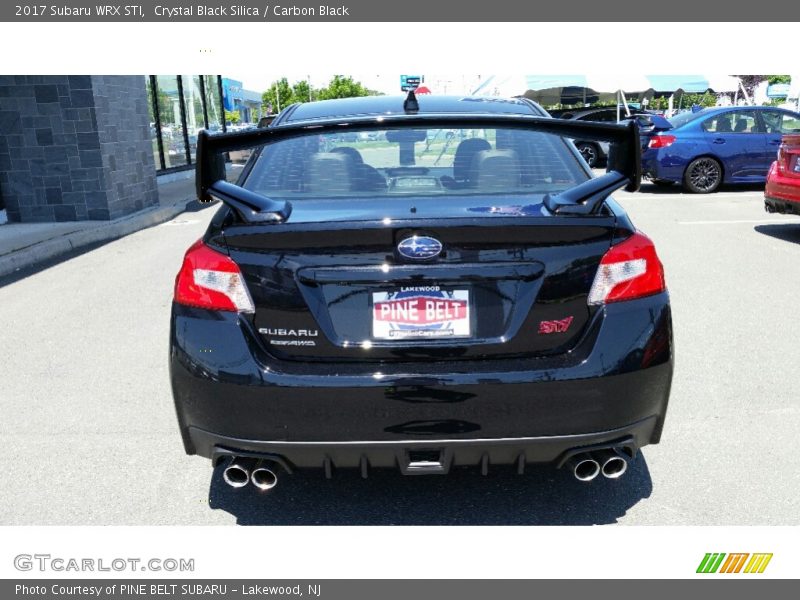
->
[397,235,443,260]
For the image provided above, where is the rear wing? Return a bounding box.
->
[196,115,641,223]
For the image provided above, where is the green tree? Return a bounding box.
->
[224,109,241,125]
[262,78,294,114]
[260,75,380,115]
[316,75,374,100]
[649,96,670,111]
[292,79,312,103]
[146,79,177,125]
[767,75,791,85]
[675,91,717,109]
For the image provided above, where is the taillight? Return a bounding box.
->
[588,232,666,305]
[174,239,254,313]
[648,134,676,149]
[777,142,800,175]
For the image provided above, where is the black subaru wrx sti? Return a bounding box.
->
[169,93,673,490]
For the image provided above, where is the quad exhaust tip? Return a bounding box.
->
[251,461,278,491]
[596,449,628,479]
[566,454,601,482]
[222,457,257,488]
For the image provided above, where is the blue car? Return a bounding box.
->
[642,106,800,193]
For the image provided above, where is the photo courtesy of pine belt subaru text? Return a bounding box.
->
[169,93,673,490]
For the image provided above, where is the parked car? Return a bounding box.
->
[551,107,669,168]
[170,94,673,490]
[765,134,800,214]
[642,106,800,193]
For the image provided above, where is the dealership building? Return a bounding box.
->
[0,75,262,223]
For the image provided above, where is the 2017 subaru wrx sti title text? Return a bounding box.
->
[169,93,673,490]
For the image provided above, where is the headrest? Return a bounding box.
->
[453,138,492,181]
[470,149,521,190]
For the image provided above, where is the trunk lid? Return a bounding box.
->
[222,199,617,362]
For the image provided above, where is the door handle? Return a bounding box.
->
[768,140,781,145]
[713,138,726,144]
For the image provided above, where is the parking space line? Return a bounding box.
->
[677,219,799,225]
[705,195,765,199]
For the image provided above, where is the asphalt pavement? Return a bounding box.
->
[1,181,799,525]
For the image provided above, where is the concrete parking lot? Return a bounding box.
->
[1,181,799,525]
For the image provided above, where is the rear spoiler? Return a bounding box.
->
[196,115,641,223]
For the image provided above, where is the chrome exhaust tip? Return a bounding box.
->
[566,454,600,482]
[222,457,256,488]
[594,449,628,479]
[250,461,278,491]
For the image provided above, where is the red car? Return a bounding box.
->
[765,134,800,214]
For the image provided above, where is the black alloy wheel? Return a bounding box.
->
[683,157,723,193]
[576,142,600,168]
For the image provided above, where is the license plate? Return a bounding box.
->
[372,287,470,340]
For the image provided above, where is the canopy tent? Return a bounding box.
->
[476,75,743,105]
[644,75,740,94]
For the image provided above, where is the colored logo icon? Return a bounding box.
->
[696,553,773,574]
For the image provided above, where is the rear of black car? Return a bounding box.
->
[169,96,673,487]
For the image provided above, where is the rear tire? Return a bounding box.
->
[683,157,722,193]
[576,142,601,168]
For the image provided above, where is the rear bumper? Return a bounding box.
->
[765,162,800,210]
[765,196,800,215]
[641,150,683,183]
[170,292,673,469]
[642,149,697,184]
[194,417,657,475]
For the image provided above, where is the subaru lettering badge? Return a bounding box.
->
[397,235,443,260]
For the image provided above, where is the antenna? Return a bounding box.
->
[403,89,419,113]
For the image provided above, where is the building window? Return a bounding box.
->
[145,74,224,173]
[204,75,225,133]
[155,76,189,169]
[182,75,206,162]
[146,76,165,170]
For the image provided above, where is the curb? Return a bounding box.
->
[0,199,194,279]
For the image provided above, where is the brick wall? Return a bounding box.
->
[0,75,158,222]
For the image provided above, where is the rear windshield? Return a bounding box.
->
[243,127,588,200]
[667,110,706,128]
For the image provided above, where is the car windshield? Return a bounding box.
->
[667,110,707,128]
[244,126,588,200]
